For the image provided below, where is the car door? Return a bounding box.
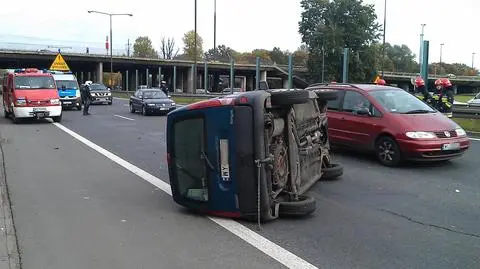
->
[133,90,143,110]
[325,90,346,144]
[336,90,384,149]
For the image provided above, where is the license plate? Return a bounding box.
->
[442,143,460,150]
[63,101,72,105]
[36,112,45,118]
[160,107,168,110]
[33,107,46,112]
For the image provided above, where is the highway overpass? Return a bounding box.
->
[0,50,308,92]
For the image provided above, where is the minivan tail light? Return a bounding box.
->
[187,98,235,110]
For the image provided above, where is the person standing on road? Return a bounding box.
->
[81,82,93,115]
[160,81,169,95]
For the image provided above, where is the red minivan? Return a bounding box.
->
[2,68,62,123]
[306,83,470,166]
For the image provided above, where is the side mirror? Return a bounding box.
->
[356,108,372,116]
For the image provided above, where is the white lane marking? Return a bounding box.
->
[52,123,317,269]
[113,115,135,121]
[470,138,480,141]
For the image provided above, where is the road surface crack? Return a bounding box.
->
[380,208,480,239]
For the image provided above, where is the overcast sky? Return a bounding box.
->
[0,0,478,68]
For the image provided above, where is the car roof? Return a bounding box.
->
[308,83,402,92]
[140,88,163,91]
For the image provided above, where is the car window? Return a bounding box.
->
[326,92,342,111]
[135,90,142,97]
[143,91,167,99]
[370,89,435,114]
[342,91,371,113]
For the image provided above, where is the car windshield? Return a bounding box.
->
[474,93,480,99]
[143,91,167,99]
[90,84,108,91]
[57,80,79,89]
[370,89,436,114]
[14,76,56,89]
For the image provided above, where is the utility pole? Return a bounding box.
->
[126,39,131,57]
[213,0,217,61]
[472,52,476,69]
[381,0,387,77]
[193,0,198,92]
[440,43,444,75]
[419,24,426,74]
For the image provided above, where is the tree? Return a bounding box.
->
[132,36,158,58]
[160,37,179,59]
[270,47,289,65]
[299,0,382,82]
[293,45,309,66]
[182,30,203,60]
[205,45,237,62]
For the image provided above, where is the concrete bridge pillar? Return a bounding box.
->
[80,72,84,84]
[145,68,149,88]
[135,69,139,90]
[282,79,288,89]
[453,85,458,94]
[125,70,129,91]
[246,76,254,91]
[187,65,194,93]
[96,62,103,84]
[87,72,91,82]
[260,70,267,82]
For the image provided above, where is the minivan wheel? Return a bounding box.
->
[375,136,401,166]
[278,195,316,217]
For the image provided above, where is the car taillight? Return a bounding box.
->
[187,98,235,110]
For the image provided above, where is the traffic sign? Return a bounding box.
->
[49,53,70,71]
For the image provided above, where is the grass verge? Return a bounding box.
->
[455,95,474,103]
[112,92,210,104]
[451,118,480,133]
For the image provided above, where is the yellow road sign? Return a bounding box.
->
[49,53,70,71]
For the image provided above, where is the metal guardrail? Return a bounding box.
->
[381,71,480,81]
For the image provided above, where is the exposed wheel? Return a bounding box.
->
[142,105,148,116]
[108,101,113,105]
[129,103,135,113]
[375,136,402,166]
[313,89,339,101]
[322,163,343,180]
[52,114,62,123]
[268,89,310,106]
[278,195,316,217]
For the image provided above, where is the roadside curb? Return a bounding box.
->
[0,138,21,269]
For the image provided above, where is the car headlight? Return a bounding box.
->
[455,128,467,137]
[171,102,176,106]
[147,103,155,106]
[15,98,26,106]
[106,92,111,96]
[50,99,60,105]
[405,131,436,139]
[76,90,81,98]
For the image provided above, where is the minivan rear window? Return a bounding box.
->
[172,117,208,202]
[15,76,56,89]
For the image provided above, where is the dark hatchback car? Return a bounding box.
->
[306,83,470,166]
[129,89,176,116]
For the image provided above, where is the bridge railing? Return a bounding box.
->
[381,71,480,81]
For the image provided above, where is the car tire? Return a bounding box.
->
[52,114,62,123]
[313,89,339,101]
[375,136,402,166]
[322,163,343,180]
[268,89,310,106]
[129,103,135,113]
[142,106,148,116]
[278,195,316,217]
[77,105,82,111]
[108,101,113,105]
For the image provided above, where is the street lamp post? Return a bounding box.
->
[380,0,387,77]
[439,43,444,75]
[88,10,133,85]
[213,0,217,61]
[419,24,426,74]
[193,0,198,92]
[472,52,476,69]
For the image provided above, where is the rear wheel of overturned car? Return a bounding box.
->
[268,89,310,106]
[278,195,316,217]
[375,136,402,166]
[322,163,344,180]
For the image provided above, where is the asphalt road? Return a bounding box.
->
[2,98,480,269]
[0,105,284,268]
